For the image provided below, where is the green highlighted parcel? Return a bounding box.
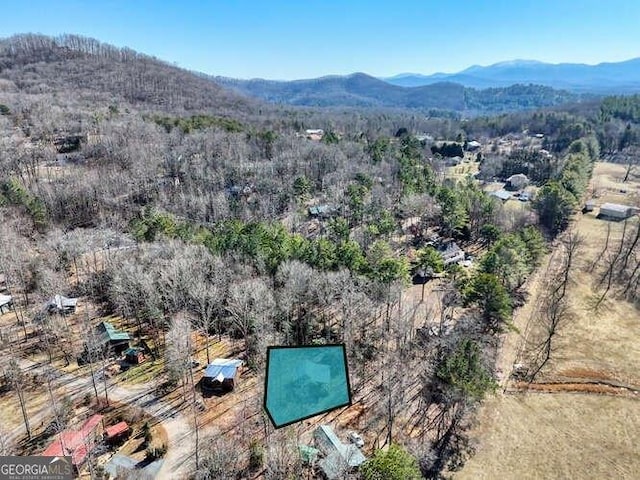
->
[264,345,351,428]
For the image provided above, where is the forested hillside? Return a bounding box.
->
[0,34,638,480]
[0,33,254,114]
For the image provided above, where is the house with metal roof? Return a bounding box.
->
[95,321,131,354]
[202,358,243,393]
[42,414,104,468]
[314,425,366,480]
[437,242,465,266]
[46,294,78,314]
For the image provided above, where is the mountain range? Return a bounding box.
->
[383,58,640,92]
[3,33,636,116]
[215,73,588,114]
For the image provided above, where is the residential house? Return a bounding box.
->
[0,294,12,314]
[308,204,337,219]
[202,358,243,393]
[95,321,131,355]
[305,129,324,141]
[599,203,638,220]
[314,425,366,480]
[42,414,104,469]
[506,174,529,191]
[46,294,78,315]
[438,242,465,266]
[466,140,482,151]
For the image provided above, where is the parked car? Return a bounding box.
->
[347,431,364,448]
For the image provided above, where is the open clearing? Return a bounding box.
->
[456,162,640,480]
[457,394,639,480]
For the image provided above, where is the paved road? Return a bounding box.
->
[10,358,194,479]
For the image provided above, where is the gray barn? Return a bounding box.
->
[599,203,636,220]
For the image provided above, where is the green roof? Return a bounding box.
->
[97,321,131,342]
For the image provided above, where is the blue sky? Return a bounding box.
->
[2,0,639,79]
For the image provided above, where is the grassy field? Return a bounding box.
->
[457,394,639,480]
[455,162,640,480]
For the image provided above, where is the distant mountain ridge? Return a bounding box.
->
[0,34,606,115]
[384,58,640,93]
[216,72,589,114]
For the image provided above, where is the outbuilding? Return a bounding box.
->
[490,190,512,202]
[124,347,146,365]
[583,199,597,212]
[105,421,130,445]
[599,203,636,220]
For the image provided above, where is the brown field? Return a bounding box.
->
[457,394,639,480]
[455,162,640,480]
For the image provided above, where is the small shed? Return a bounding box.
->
[0,294,13,314]
[506,174,529,191]
[105,421,130,445]
[0,274,7,293]
[599,203,636,220]
[124,347,146,365]
[584,199,597,212]
[202,358,243,393]
[46,294,78,314]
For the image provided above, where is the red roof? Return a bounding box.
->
[42,414,103,465]
[105,421,129,438]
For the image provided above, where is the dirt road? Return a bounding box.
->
[10,358,194,479]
